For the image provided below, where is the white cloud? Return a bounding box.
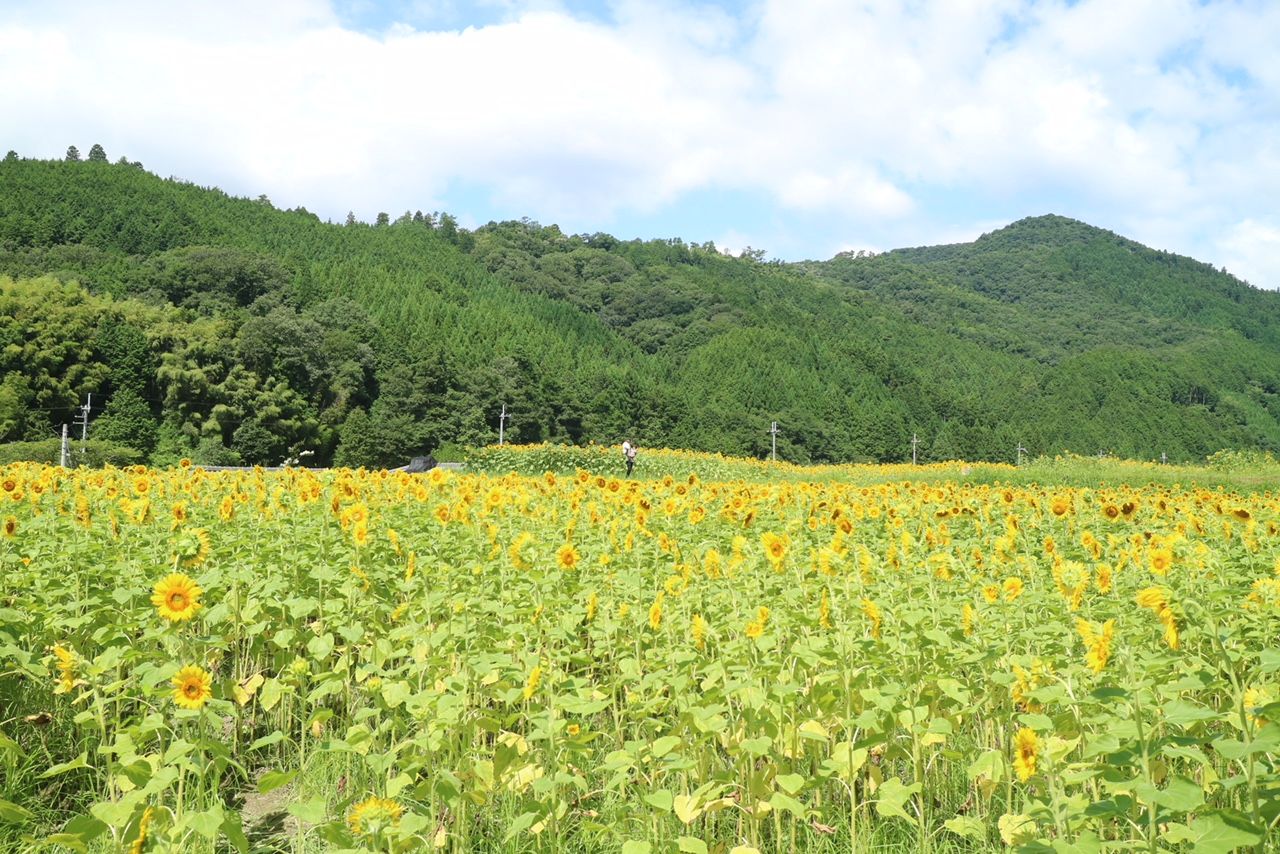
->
[0,0,1278,277]
[1218,219,1280,290]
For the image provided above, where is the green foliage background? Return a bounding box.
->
[3,153,1280,466]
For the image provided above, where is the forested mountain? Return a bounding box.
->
[2,151,1278,466]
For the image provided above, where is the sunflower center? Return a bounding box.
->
[168,592,188,610]
[184,682,201,698]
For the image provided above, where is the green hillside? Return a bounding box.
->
[1,153,1277,465]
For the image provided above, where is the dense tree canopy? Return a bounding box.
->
[2,155,1278,466]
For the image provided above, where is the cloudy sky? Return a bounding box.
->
[2,0,1278,286]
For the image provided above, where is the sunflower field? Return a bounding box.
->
[1,456,1279,853]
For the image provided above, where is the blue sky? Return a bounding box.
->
[2,0,1279,285]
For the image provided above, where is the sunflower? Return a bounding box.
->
[556,543,580,570]
[1012,727,1040,781]
[1095,563,1113,593]
[129,806,155,854]
[151,573,203,622]
[1243,686,1273,729]
[1003,577,1024,602]
[1148,546,1173,576]
[648,592,665,630]
[2,515,15,537]
[761,531,788,567]
[522,665,543,701]
[52,644,78,693]
[172,528,211,568]
[690,614,708,649]
[1136,586,1179,649]
[133,476,150,496]
[347,796,403,837]
[172,665,212,710]
[860,598,882,639]
[1076,618,1115,673]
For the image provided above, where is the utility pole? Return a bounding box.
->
[498,403,511,445]
[1161,452,1167,465]
[60,424,69,468]
[75,394,92,457]
[1016,442,1027,466]
[769,421,779,462]
[911,433,919,465]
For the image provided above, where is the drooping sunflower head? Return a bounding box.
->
[151,573,203,622]
[171,665,212,710]
[1135,586,1169,613]
[52,644,77,692]
[172,528,211,568]
[347,796,403,837]
[2,515,15,538]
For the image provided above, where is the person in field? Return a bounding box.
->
[622,439,637,476]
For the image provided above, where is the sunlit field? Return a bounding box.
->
[1,449,1278,852]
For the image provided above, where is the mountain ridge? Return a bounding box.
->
[1,155,1278,466]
